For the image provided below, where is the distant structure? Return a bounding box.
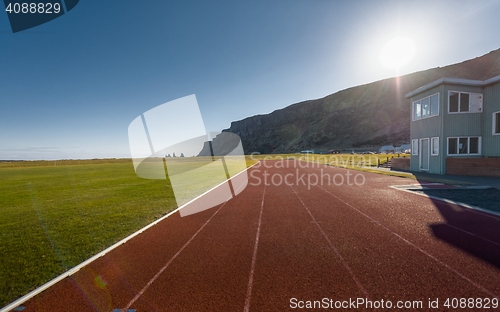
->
[379,145,395,153]
[395,144,411,154]
[180,153,184,157]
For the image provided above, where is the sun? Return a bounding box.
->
[379,36,415,71]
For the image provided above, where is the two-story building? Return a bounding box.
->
[406,75,500,176]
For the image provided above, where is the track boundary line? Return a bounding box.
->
[388,185,500,218]
[289,185,370,299]
[316,183,499,298]
[1,162,259,312]
[243,185,266,312]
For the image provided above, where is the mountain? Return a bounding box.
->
[222,49,500,154]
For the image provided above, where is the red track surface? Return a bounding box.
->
[11,161,500,311]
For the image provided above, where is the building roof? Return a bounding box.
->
[405,74,500,98]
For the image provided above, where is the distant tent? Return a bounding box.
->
[379,145,395,153]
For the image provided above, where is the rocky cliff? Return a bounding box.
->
[223,49,500,154]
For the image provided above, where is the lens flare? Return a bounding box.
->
[380,36,415,71]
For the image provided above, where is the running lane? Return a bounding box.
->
[10,160,500,311]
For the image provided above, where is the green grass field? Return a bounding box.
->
[0,159,177,306]
[0,154,399,307]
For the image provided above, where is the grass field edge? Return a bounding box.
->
[0,162,260,312]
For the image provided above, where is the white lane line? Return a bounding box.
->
[290,186,370,299]
[318,184,499,298]
[124,169,254,310]
[243,185,266,312]
[124,201,228,310]
[1,162,260,312]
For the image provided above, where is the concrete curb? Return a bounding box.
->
[389,185,500,218]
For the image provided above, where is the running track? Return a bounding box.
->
[7,160,500,311]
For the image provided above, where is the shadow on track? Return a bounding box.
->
[426,198,500,268]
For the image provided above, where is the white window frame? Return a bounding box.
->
[448,91,483,114]
[411,139,418,155]
[493,111,500,135]
[447,136,481,156]
[412,93,439,121]
[431,137,439,156]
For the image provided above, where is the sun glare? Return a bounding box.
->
[380,36,415,71]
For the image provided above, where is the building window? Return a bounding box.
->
[493,111,500,135]
[421,97,430,118]
[448,138,457,155]
[448,91,483,113]
[458,137,468,154]
[414,101,421,119]
[413,93,439,120]
[447,137,481,155]
[411,139,418,155]
[470,137,479,154]
[431,137,439,156]
[430,94,439,115]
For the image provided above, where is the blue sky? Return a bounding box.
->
[1,0,500,160]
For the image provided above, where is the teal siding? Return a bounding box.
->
[442,113,482,137]
[410,86,444,173]
[411,116,441,137]
[482,81,500,156]
[410,153,419,171]
[429,140,441,173]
